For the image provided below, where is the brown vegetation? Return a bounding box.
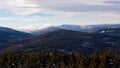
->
[0,49,120,68]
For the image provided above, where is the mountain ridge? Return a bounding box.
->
[10,24,120,35]
[1,28,120,54]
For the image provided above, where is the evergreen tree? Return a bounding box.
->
[17,62,22,68]
[59,62,65,68]
[90,51,100,68]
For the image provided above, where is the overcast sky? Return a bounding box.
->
[0,0,120,27]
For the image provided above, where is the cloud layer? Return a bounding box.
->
[0,0,120,26]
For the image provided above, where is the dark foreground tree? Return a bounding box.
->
[0,49,119,68]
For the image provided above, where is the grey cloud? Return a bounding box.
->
[43,4,120,12]
[103,1,120,5]
[24,0,120,13]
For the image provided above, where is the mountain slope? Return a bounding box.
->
[3,29,120,54]
[0,26,33,43]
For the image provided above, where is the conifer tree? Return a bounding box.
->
[17,62,22,68]
[90,51,100,68]
[59,62,65,68]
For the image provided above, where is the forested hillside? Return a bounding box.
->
[2,29,120,54]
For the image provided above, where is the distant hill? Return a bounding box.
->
[30,26,60,35]
[12,24,120,35]
[58,24,120,32]
[0,26,33,43]
[2,28,120,54]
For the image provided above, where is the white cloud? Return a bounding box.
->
[0,0,120,15]
[22,0,120,12]
[0,0,119,26]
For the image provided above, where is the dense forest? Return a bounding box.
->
[0,49,120,68]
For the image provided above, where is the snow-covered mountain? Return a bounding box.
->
[11,24,120,35]
[58,24,120,32]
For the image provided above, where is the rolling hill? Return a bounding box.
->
[2,28,120,54]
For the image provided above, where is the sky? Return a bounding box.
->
[0,0,120,27]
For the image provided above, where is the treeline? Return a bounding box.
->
[0,49,120,68]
